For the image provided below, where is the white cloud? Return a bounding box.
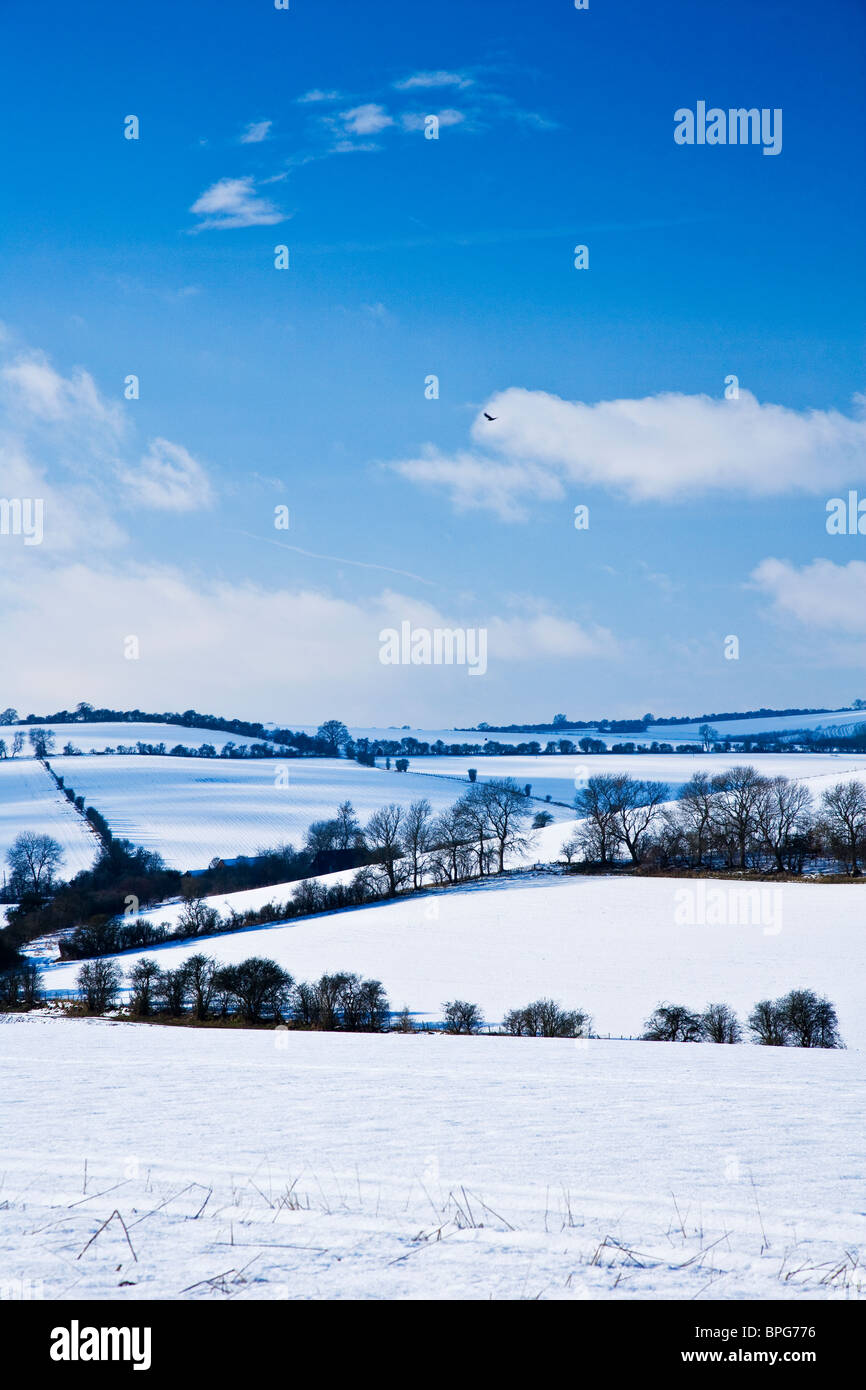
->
[331,139,381,154]
[394,71,474,91]
[189,176,287,230]
[488,611,619,661]
[0,565,618,718]
[297,89,342,103]
[393,387,866,514]
[391,448,565,522]
[339,103,394,136]
[751,558,866,634]
[0,340,212,544]
[401,109,465,132]
[240,119,272,144]
[1,352,123,435]
[117,438,214,512]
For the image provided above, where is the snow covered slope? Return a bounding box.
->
[1,721,270,755]
[0,1015,862,1300]
[41,873,866,1047]
[0,758,98,879]
[411,751,866,806]
[47,755,571,871]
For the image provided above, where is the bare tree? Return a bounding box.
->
[11,731,25,758]
[748,998,790,1046]
[608,776,669,865]
[820,780,866,875]
[454,790,493,878]
[183,953,217,1020]
[442,999,484,1034]
[642,1003,703,1042]
[430,804,472,883]
[304,819,339,857]
[364,804,406,895]
[402,798,433,889]
[700,1002,741,1043]
[316,720,350,757]
[477,778,533,873]
[6,831,64,898]
[676,772,716,866]
[779,989,843,1048]
[756,776,813,873]
[28,727,56,759]
[128,958,162,1016]
[574,775,621,866]
[503,998,590,1037]
[711,766,767,870]
[560,835,581,866]
[155,966,189,1017]
[177,896,221,937]
[76,958,122,1013]
[216,957,294,1023]
[333,800,362,851]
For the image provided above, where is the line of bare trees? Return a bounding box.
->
[74,954,391,1029]
[642,989,843,1048]
[568,770,866,875]
[306,778,537,894]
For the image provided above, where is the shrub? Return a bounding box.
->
[155,966,189,1017]
[700,1003,742,1044]
[0,961,43,1009]
[532,812,555,829]
[750,989,843,1048]
[502,998,590,1038]
[216,957,294,1024]
[748,998,790,1046]
[76,958,122,1013]
[779,989,843,1048]
[290,971,390,1031]
[128,957,162,1016]
[642,1003,703,1042]
[442,999,484,1034]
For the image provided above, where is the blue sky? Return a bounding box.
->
[1,0,864,725]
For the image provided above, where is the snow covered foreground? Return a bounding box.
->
[1,1014,863,1301]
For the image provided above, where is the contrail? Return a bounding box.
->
[231,530,436,586]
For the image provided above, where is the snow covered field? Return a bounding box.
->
[0,1013,862,1300]
[41,874,866,1046]
[1,721,270,755]
[411,752,866,806]
[336,708,866,750]
[47,755,570,871]
[0,758,98,880]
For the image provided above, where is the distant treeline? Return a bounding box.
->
[468,703,861,734]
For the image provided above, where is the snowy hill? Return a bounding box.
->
[41,872,866,1047]
[2,1014,863,1300]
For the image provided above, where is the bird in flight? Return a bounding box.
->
[483,411,497,421]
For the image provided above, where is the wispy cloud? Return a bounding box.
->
[751,558,866,635]
[189,176,287,230]
[393,70,474,91]
[338,103,394,136]
[401,109,465,131]
[297,88,342,104]
[118,438,214,512]
[240,119,273,144]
